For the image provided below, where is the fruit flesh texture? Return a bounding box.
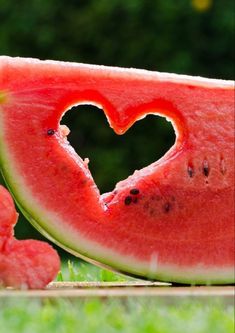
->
[0,185,60,289]
[0,185,17,249]
[0,56,234,284]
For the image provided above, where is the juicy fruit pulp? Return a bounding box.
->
[0,56,234,284]
[0,185,60,289]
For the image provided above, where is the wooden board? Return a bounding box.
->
[0,282,234,301]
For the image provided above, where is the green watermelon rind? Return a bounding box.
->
[0,144,234,285]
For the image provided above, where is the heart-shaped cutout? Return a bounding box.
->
[61,104,175,193]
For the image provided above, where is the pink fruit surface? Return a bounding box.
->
[0,185,60,289]
[0,185,17,242]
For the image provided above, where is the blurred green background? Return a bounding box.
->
[0,0,234,250]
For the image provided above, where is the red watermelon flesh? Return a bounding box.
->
[0,56,234,284]
[0,184,17,242]
[0,185,60,289]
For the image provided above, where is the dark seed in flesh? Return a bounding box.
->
[203,160,210,177]
[130,188,139,195]
[124,196,132,205]
[47,129,55,136]
[187,165,194,178]
[164,202,171,213]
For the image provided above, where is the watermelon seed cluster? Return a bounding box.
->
[187,159,214,179]
[124,188,140,205]
[142,193,175,217]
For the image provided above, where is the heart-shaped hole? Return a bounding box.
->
[61,104,175,193]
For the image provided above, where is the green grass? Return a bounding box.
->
[0,260,234,333]
[0,297,233,333]
[56,260,130,282]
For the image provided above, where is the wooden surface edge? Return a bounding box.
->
[0,283,234,299]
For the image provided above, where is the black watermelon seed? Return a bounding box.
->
[164,202,171,213]
[130,188,139,195]
[47,129,55,136]
[124,196,132,205]
[187,165,194,178]
[203,160,210,177]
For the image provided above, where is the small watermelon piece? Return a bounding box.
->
[0,56,234,284]
[0,185,60,289]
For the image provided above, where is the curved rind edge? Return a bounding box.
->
[0,165,234,286]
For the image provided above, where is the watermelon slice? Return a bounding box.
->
[0,185,60,289]
[0,56,234,284]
